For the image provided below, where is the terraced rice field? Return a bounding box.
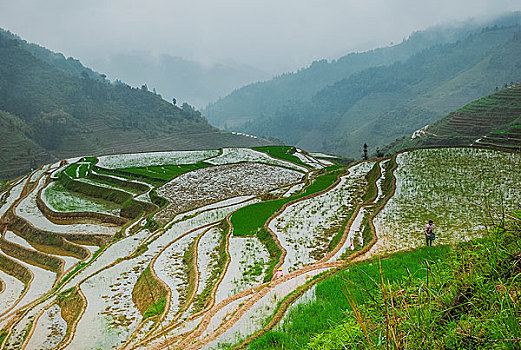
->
[360,147,521,258]
[155,162,303,224]
[43,182,121,215]
[97,150,220,169]
[0,146,519,349]
[205,148,308,172]
[269,161,374,272]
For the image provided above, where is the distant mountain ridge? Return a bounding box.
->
[204,12,521,157]
[0,31,270,179]
[89,52,270,108]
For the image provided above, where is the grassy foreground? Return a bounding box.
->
[248,214,521,349]
[248,246,450,349]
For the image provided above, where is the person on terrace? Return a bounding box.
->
[425,219,435,246]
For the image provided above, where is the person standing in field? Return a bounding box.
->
[425,220,435,246]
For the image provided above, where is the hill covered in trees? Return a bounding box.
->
[0,30,269,179]
[204,13,521,158]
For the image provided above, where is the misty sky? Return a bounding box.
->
[1,0,520,74]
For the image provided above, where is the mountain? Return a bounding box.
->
[0,28,106,82]
[88,52,269,108]
[203,13,521,157]
[0,31,270,179]
[384,84,521,153]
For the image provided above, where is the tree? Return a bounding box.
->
[172,98,176,106]
[362,143,368,160]
[376,147,384,158]
[181,102,193,113]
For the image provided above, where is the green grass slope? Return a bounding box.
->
[249,219,521,349]
[386,84,521,153]
[0,31,270,179]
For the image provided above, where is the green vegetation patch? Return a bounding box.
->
[148,189,168,208]
[309,222,521,349]
[56,245,105,289]
[64,162,92,179]
[143,297,167,319]
[252,146,309,167]
[0,331,7,346]
[93,167,165,187]
[84,173,149,195]
[380,156,397,200]
[491,121,521,135]
[180,239,198,308]
[328,207,356,252]
[192,220,229,313]
[257,228,282,283]
[249,246,450,349]
[232,167,344,237]
[79,156,98,164]
[362,161,380,202]
[117,162,212,182]
[52,171,157,219]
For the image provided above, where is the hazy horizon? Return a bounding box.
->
[1,0,520,77]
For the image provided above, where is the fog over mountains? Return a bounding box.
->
[88,53,269,108]
[204,12,521,157]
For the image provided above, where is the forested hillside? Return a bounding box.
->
[204,14,521,158]
[204,17,493,128]
[0,28,106,82]
[0,31,269,179]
